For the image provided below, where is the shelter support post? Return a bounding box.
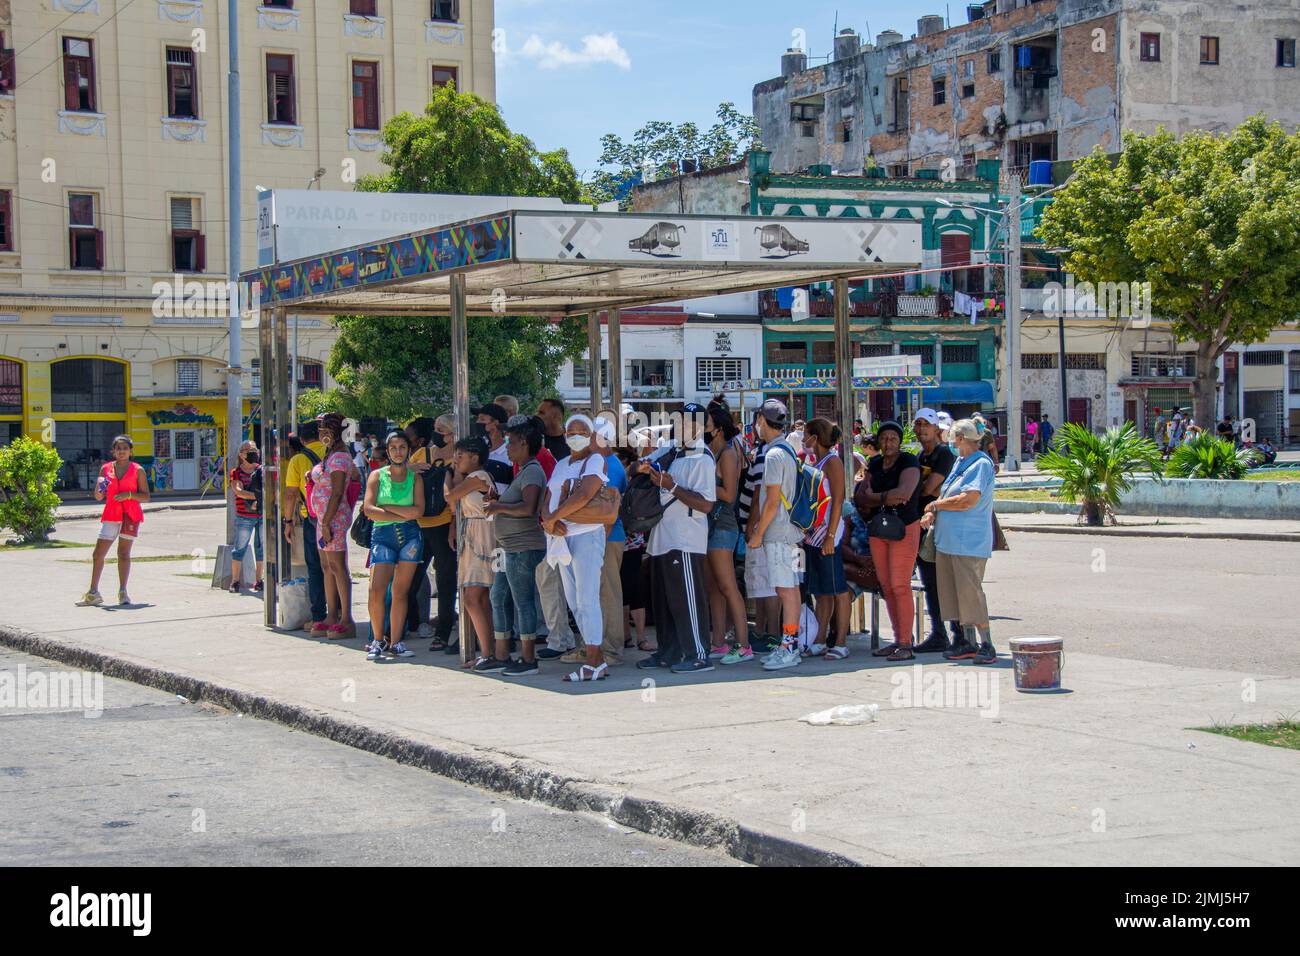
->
[449,274,471,663]
[586,312,601,416]
[606,308,622,426]
[259,309,276,627]
[833,278,857,486]
[273,308,290,582]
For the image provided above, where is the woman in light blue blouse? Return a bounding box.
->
[920,418,998,665]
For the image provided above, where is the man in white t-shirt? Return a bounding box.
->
[746,399,805,671]
[637,403,716,674]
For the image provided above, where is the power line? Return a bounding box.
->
[13,193,260,225]
[10,0,141,94]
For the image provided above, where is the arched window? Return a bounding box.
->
[51,357,125,413]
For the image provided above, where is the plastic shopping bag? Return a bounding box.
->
[276,577,312,631]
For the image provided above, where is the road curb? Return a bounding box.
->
[1001,525,1299,543]
[0,624,859,868]
[56,501,226,522]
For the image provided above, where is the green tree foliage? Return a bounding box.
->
[588,102,761,208]
[1166,433,1259,480]
[1036,422,1164,526]
[1038,116,1300,426]
[0,437,64,543]
[321,83,590,421]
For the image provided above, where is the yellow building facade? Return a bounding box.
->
[0,0,496,490]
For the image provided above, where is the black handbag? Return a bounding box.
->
[349,508,373,548]
[867,507,906,541]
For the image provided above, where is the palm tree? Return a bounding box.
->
[1036,422,1164,526]
[1166,433,1259,480]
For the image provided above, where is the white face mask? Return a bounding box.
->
[566,434,591,453]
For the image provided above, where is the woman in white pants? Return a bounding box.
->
[541,415,609,683]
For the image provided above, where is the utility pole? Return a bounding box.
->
[1004,173,1022,471]
[224,0,242,541]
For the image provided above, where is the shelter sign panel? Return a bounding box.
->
[514,213,921,266]
[255,215,512,307]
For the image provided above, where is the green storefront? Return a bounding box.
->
[749,150,1002,422]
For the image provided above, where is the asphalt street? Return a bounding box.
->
[0,649,740,867]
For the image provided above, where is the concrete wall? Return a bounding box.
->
[628,161,748,215]
[1118,0,1300,138]
[996,478,1300,519]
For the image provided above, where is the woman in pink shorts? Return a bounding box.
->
[309,413,360,638]
[78,434,150,607]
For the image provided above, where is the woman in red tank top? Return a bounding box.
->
[77,434,151,607]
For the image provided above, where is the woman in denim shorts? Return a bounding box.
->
[361,432,426,661]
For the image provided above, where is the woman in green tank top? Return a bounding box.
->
[361,431,426,660]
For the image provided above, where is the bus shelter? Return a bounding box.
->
[240,207,922,631]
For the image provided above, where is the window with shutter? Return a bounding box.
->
[432,65,458,90]
[166,47,197,118]
[69,193,102,270]
[266,55,296,125]
[171,198,203,273]
[352,61,379,130]
[431,0,459,23]
[63,37,96,112]
[0,190,11,251]
[0,32,15,94]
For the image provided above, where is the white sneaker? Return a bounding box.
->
[390,642,415,658]
[416,622,435,639]
[762,643,803,671]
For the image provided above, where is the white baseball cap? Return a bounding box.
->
[936,411,955,429]
[914,407,940,426]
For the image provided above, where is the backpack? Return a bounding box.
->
[774,442,831,535]
[620,448,678,535]
[415,447,448,518]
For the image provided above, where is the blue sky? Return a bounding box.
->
[495,0,961,177]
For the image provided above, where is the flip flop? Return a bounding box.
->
[563,663,608,682]
[825,645,850,660]
[637,641,657,653]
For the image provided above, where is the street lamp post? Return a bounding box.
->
[1005,174,1022,472]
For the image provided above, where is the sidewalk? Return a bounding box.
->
[3,526,1298,865]
[998,511,1300,542]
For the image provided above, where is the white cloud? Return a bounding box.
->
[515,32,632,70]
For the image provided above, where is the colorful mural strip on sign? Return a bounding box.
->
[252,214,513,307]
[720,376,939,392]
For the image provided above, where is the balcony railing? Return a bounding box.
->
[760,289,965,321]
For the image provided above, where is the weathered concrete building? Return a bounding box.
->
[754,0,1300,179]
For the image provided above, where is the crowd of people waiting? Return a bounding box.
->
[246,394,1005,685]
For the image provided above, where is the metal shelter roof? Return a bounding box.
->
[242,209,923,315]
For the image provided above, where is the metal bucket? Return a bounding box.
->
[1009,636,1064,693]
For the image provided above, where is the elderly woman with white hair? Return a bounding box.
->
[541,414,611,682]
[919,418,999,665]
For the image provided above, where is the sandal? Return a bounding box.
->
[563,662,608,682]
[326,623,356,640]
[803,643,827,658]
[872,642,900,657]
[624,636,635,649]
[886,646,915,662]
[637,640,658,653]
[825,645,850,660]
[427,636,448,651]
[464,655,488,670]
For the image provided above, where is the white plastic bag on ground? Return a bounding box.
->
[796,603,819,650]
[276,577,312,631]
[800,704,880,726]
